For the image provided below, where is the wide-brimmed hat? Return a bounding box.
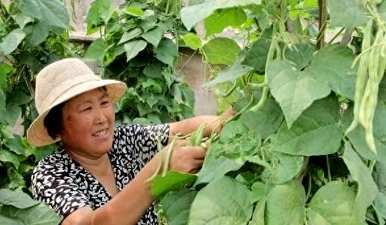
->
[27,58,127,147]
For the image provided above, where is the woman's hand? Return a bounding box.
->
[163,140,206,173]
[206,107,236,135]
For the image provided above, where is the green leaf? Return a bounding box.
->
[0,204,61,225]
[125,6,145,17]
[327,0,368,29]
[204,62,253,87]
[24,21,50,46]
[346,101,386,161]
[161,190,197,225]
[155,39,177,66]
[380,1,386,21]
[240,97,283,139]
[266,181,305,225]
[0,215,21,225]
[272,98,343,156]
[181,0,260,30]
[342,141,378,221]
[0,63,13,90]
[307,181,361,225]
[181,33,202,50]
[118,28,142,45]
[248,200,265,225]
[0,29,26,55]
[0,189,38,208]
[285,43,314,70]
[14,14,34,29]
[188,176,253,225]
[0,150,20,169]
[204,8,247,36]
[142,26,164,47]
[19,0,69,28]
[242,28,272,73]
[86,0,115,33]
[202,38,240,65]
[267,60,330,127]
[124,40,147,62]
[84,38,108,62]
[310,46,356,100]
[262,152,304,184]
[6,137,28,156]
[268,45,355,127]
[374,192,386,220]
[150,171,197,198]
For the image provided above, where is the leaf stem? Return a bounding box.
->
[326,155,332,182]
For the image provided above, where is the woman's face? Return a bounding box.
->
[60,88,115,158]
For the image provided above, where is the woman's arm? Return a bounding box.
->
[61,144,206,225]
[169,108,235,138]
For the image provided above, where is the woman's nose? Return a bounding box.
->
[94,106,107,124]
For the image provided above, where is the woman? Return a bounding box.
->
[28,58,232,225]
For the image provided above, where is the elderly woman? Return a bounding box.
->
[28,58,231,225]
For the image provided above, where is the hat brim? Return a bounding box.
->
[27,79,127,147]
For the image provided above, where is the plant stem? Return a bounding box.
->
[328,27,345,44]
[326,155,332,182]
[317,0,327,49]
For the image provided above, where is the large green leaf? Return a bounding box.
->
[202,38,240,65]
[240,97,283,139]
[0,63,13,90]
[0,215,21,225]
[307,181,361,225]
[0,29,26,55]
[0,204,60,225]
[272,98,343,156]
[84,38,108,62]
[242,28,272,73]
[124,40,147,62]
[267,60,330,128]
[181,0,260,30]
[327,0,368,29]
[262,152,304,184]
[204,8,247,37]
[268,45,355,127]
[266,181,305,225]
[150,171,197,198]
[195,142,245,185]
[0,150,20,169]
[155,39,177,66]
[374,192,386,220]
[342,142,378,221]
[0,189,38,209]
[118,28,142,45]
[310,46,356,100]
[161,190,197,225]
[181,33,202,50]
[24,21,50,46]
[188,176,253,225]
[86,0,115,32]
[285,43,314,70]
[19,0,69,28]
[346,101,386,161]
[142,26,164,47]
[204,62,253,87]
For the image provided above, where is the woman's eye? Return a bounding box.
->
[101,101,110,106]
[81,107,92,112]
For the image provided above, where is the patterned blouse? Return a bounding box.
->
[31,124,170,225]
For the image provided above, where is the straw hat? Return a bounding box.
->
[27,58,127,147]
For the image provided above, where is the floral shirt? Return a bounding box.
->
[31,124,170,225]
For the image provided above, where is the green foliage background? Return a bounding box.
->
[1,0,386,225]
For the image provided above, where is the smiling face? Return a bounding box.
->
[59,88,115,158]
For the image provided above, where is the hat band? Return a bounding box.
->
[38,74,101,113]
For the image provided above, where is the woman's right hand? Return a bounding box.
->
[164,141,206,173]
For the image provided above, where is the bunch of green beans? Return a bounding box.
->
[346,4,386,153]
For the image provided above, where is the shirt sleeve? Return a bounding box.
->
[115,123,170,164]
[31,160,90,219]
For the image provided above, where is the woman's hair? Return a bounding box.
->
[43,87,108,139]
[44,103,65,139]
